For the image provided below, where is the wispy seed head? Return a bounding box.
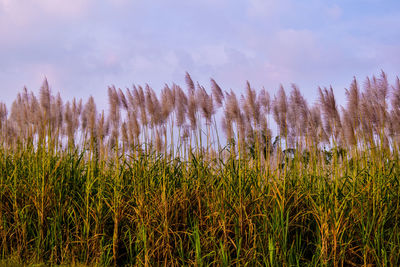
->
[161,84,174,122]
[118,88,128,110]
[0,102,7,122]
[197,83,214,124]
[258,87,271,114]
[175,85,187,127]
[272,85,288,136]
[210,78,224,107]
[185,72,195,95]
[40,78,51,114]
[225,90,240,121]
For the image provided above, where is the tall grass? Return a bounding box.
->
[1,71,400,265]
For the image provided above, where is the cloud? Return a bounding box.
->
[190,44,229,66]
[0,0,93,48]
[0,0,399,110]
[246,0,289,17]
[0,0,92,21]
[271,29,319,64]
[326,4,342,19]
[37,0,92,17]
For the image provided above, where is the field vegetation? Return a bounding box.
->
[1,71,400,265]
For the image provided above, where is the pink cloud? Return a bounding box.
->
[0,0,92,20]
[0,0,93,47]
[37,0,92,18]
[268,29,321,68]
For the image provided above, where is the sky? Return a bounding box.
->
[1,0,400,110]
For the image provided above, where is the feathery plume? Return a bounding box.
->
[151,88,162,125]
[368,72,388,128]
[344,77,360,131]
[288,84,309,141]
[64,101,75,146]
[108,86,121,149]
[28,92,40,128]
[135,85,148,126]
[377,71,389,128]
[318,86,341,139]
[308,105,328,144]
[210,78,224,108]
[55,93,63,129]
[82,96,97,136]
[72,98,82,116]
[378,71,389,103]
[360,74,389,140]
[342,108,357,146]
[48,92,63,132]
[145,84,161,126]
[108,85,121,126]
[197,83,214,125]
[272,85,288,137]
[145,84,155,123]
[185,72,195,95]
[95,110,108,155]
[6,121,17,146]
[174,85,187,127]
[391,76,400,110]
[221,114,233,142]
[39,78,51,118]
[97,111,110,140]
[161,84,174,122]
[121,122,129,148]
[258,87,271,114]
[128,112,141,141]
[125,88,136,112]
[186,80,198,131]
[0,102,7,122]
[225,90,246,142]
[243,81,261,126]
[118,88,128,110]
[187,92,198,130]
[237,111,247,144]
[155,127,165,152]
[225,90,241,121]
[72,98,82,132]
[389,77,400,139]
[10,95,23,131]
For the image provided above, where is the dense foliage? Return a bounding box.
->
[1,71,400,265]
